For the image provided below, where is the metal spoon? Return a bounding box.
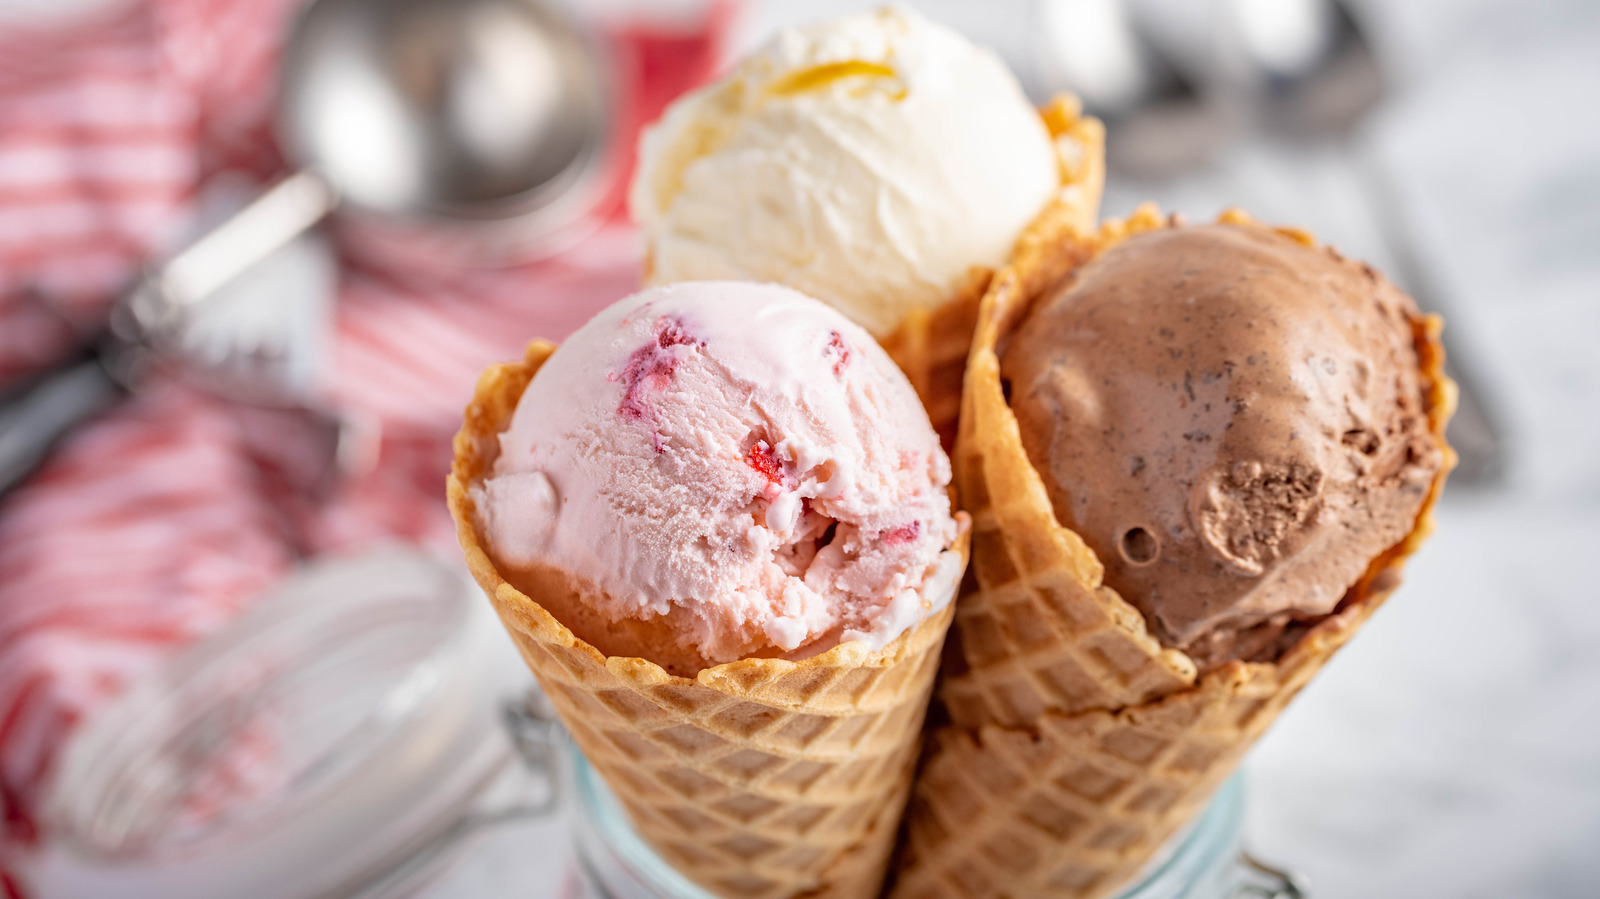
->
[1213,0,1382,137]
[1035,0,1235,177]
[0,0,611,495]
[1218,0,1505,486]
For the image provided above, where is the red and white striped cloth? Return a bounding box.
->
[0,0,731,885]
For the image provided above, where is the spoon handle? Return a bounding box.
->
[144,170,337,325]
[0,348,126,495]
[0,171,337,497]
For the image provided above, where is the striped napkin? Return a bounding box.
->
[0,0,730,879]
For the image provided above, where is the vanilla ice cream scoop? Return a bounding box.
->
[629,6,1062,338]
[472,281,962,675]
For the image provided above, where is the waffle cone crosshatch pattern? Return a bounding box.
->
[889,207,1457,899]
[449,340,971,899]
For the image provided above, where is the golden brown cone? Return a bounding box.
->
[890,206,1457,899]
[448,342,970,899]
[875,94,1107,447]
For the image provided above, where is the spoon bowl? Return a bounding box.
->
[281,0,608,221]
[1035,0,1234,177]
[1218,0,1382,137]
[0,0,613,496]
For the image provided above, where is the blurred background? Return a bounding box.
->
[0,0,1596,896]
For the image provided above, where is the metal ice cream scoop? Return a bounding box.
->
[0,0,611,494]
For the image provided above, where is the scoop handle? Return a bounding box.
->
[138,170,336,327]
[0,349,126,495]
[0,171,338,497]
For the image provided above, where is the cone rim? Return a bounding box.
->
[446,340,971,691]
[957,203,1459,707]
[878,93,1106,343]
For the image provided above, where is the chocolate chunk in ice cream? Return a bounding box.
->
[1001,224,1445,671]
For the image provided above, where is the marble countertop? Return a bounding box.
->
[424,1,1600,896]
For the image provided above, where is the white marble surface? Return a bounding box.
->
[424,0,1600,897]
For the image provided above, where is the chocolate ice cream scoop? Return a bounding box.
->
[1002,223,1445,671]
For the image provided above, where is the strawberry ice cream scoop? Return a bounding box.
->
[471,281,963,675]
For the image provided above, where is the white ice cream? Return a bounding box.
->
[629,5,1062,338]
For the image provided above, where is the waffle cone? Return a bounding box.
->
[447,343,969,899]
[890,206,1457,899]
[871,94,1107,447]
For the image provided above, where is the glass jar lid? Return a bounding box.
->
[30,546,522,899]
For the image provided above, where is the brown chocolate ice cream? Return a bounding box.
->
[1001,223,1445,671]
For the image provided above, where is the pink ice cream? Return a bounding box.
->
[471,281,963,675]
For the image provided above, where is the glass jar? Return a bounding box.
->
[18,546,1305,899]
[21,548,552,899]
[550,709,1302,899]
